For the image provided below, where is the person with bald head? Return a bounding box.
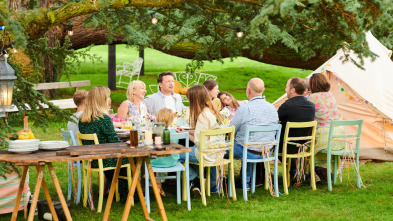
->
[229,78,278,190]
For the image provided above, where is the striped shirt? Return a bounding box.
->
[230,96,278,151]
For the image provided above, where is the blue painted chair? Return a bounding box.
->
[316,119,363,191]
[144,132,191,212]
[61,128,82,205]
[238,124,281,201]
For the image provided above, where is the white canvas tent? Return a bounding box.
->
[273,32,393,161]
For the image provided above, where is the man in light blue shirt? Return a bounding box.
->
[229,78,278,189]
[143,71,186,116]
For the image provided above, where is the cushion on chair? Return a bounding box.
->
[174,80,183,94]
[180,87,190,95]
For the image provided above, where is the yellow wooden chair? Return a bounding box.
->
[191,126,237,206]
[281,121,317,195]
[76,132,132,213]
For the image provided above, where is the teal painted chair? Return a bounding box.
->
[144,132,191,212]
[61,128,82,205]
[239,124,281,201]
[316,119,363,191]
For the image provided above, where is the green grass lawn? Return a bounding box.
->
[3,46,391,220]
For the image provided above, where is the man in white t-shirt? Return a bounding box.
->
[67,90,88,138]
[143,71,186,116]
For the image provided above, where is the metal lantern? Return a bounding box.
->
[0,56,16,118]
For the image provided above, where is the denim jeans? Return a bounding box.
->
[232,142,264,183]
[179,145,217,188]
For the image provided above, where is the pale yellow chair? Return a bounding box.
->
[281,121,317,195]
[76,132,132,213]
[191,126,237,206]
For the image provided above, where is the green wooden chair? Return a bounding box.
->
[316,119,363,191]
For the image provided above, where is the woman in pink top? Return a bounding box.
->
[218,92,248,121]
[308,73,345,154]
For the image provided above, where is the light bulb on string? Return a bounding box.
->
[12,48,17,53]
[67,24,74,36]
[235,25,243,38]
[9,42,17,53]
[3,49,9,58]
[151,12,158,24]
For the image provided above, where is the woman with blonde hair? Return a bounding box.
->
[116,80,148,121]
[79,86,129,200]
[178,84,224,195]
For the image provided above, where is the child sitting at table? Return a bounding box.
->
[152,108,180,196]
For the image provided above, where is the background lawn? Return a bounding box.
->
[60,45,310,107]
[2,46,392,220]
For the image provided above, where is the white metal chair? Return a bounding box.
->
[116,57,143,88]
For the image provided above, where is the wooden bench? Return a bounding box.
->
[5,80,91,112]
[33,80,90,91]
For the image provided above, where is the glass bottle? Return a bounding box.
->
[163,126,171,145]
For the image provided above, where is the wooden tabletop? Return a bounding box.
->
[0,142,191,166]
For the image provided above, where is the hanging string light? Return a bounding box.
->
[150,12,158,24]
[67,24,74,36]
[2,49,8,58]
[235,25,243,38]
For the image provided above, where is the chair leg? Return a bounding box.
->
[185,162,191,211]
[356,152,361,188]
[76,161,82,205]
[115,182,120,202]
[251,163,256,193]
[200,163,206,206]
[206,167,211,197]
[333,155,338,184]
[310,155,316,191]
[230,161,237,201]
[282,157,288,195]
[176,171,181,204]
[274,157,279,197]
[327,153,332,191]
[242,159,248,201]
[97,170,105,213]
[68,162,72,201]
[83,160,88,207]
[182,170,187,202]
[144,163,151,214]
[228,164,232,198]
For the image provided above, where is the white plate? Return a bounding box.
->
[39,141,69,150]
[8,147,38,154]
[9,144,39,150]
[178,126,191,130]
[8,139,40,148]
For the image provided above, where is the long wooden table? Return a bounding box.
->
[0,142,191,221]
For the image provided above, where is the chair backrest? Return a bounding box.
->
[199,126,235,151]
[130,58,144,74]
[327,119,363,152]
[282,121,317,154]
[76,132,99,145]
[61,128,78,146]
[170,132,189,148]
[244,124,282,152]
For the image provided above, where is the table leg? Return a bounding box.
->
[28,165,44,221]
[129,157,149,218]
[11,166,28,221]
[121,157,149,221]
[47,163,73,221]
[145,157,168,221]
[103,157,123,221]
[41,175,60,221]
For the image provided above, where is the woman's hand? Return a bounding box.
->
[175,128,186,133]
